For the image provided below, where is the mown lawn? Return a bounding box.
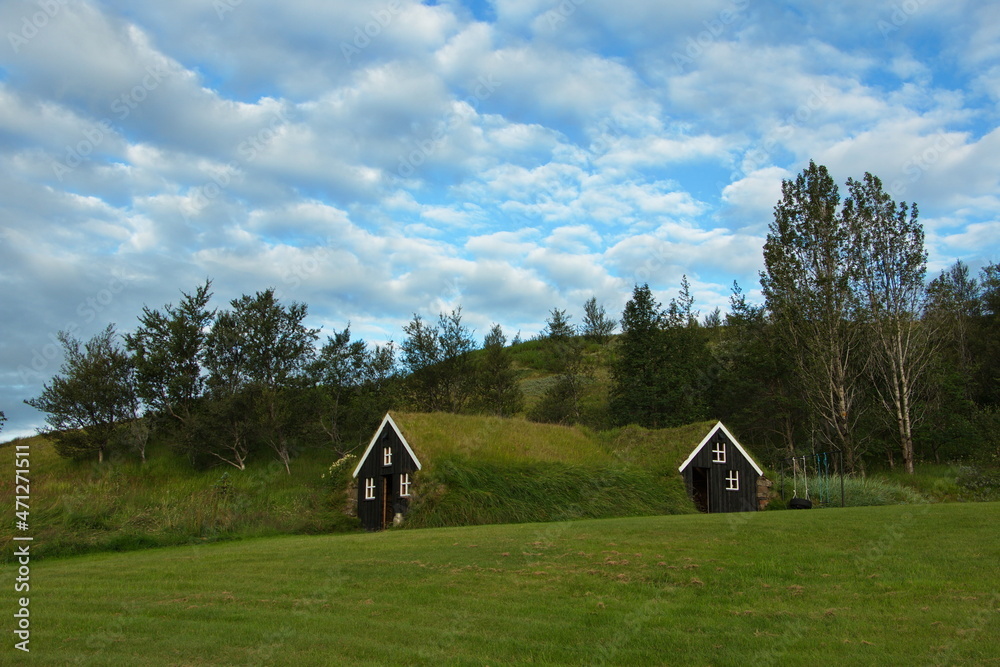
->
[9,502,998,665]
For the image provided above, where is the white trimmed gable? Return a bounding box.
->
[352,413,423,478]
[678,421,763,476]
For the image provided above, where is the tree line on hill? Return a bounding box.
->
[23,162,1000,474]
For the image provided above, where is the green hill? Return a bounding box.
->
[388,412,711,527]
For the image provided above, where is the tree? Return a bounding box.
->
[974,263,1000,407]
[530,308,589,424]
[927,261,980,378]
[25,325,137,462]
[125,280,214,452]
[401,308,476,413]
[543,308,575,339]
[474,324,523,416]
[437,307,476,412]
[312,326,398,454]
[582,296,617,343]
[0,411,6,433]
[845,172,930,474]
[713,282,805,459]
[659,276,709,427]
[761,161,866,470]
[205,289,319,473]
[920,262,982,461]
[611,284,666,427]
[312,325,370,452]
[401,313,443,411]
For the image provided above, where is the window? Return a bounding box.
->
[364,478,376,500]
[712,441,726,463]
[383,446,392,466]
[725,470,739,491]
[400,473,411,497]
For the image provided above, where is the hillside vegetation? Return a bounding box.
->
[1,415,715,561]
[6,410,994,563]
[390,412,712,527]
[20,503,1000,665]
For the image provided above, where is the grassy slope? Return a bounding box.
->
[12,502,998,665]
[0,435,355,562]
[391,412,711,527]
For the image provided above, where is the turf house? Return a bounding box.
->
[678,422,765,513]
[352,413,423,531]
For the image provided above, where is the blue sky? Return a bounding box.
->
[2,0,999,438]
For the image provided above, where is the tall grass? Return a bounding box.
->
[774,474,929,508]
[1,435,358,562]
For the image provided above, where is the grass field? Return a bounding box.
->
[9,502,998,665]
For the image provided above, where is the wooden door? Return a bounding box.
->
[381,474,393,528]
[692,467,710,513]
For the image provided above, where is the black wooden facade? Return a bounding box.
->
[678,422,763,513]
[352,413,422,531]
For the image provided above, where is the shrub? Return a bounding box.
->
[956,466,1000,502]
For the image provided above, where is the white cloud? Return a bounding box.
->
[2,0,1000,437]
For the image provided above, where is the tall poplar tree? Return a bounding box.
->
[761,161,866,470]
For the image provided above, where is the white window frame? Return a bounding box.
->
[725,470,739,491]
[364,477,376,500]
[400,473,411,497]
[383,446,392,466]
[712,441,726,463]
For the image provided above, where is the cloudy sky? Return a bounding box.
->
[2,0,999,438]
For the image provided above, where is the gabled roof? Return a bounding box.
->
[352,413,423,478]
[677,421,764,476]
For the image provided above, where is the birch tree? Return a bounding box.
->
[845,172,931,474]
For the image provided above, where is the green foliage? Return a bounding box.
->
[527,309,591,424]
[402,308,477,412]
[25,324,137,462]
[309,327,398,454]
[956,465,1000,502]
[712,281,806,460]
[761,160,865,470]
[472,324,523,416]
[526,373,587,424]
[611,283,665,427]
[845,172,928,474]
[582,295,617,342]
[319,453,357,490]
[0,434,357,561]
[124,280,214,453]
[204,288,319,473]
[611,281,709,429]
[833,476,929,507]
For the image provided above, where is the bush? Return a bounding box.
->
[956,466,1000,502]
